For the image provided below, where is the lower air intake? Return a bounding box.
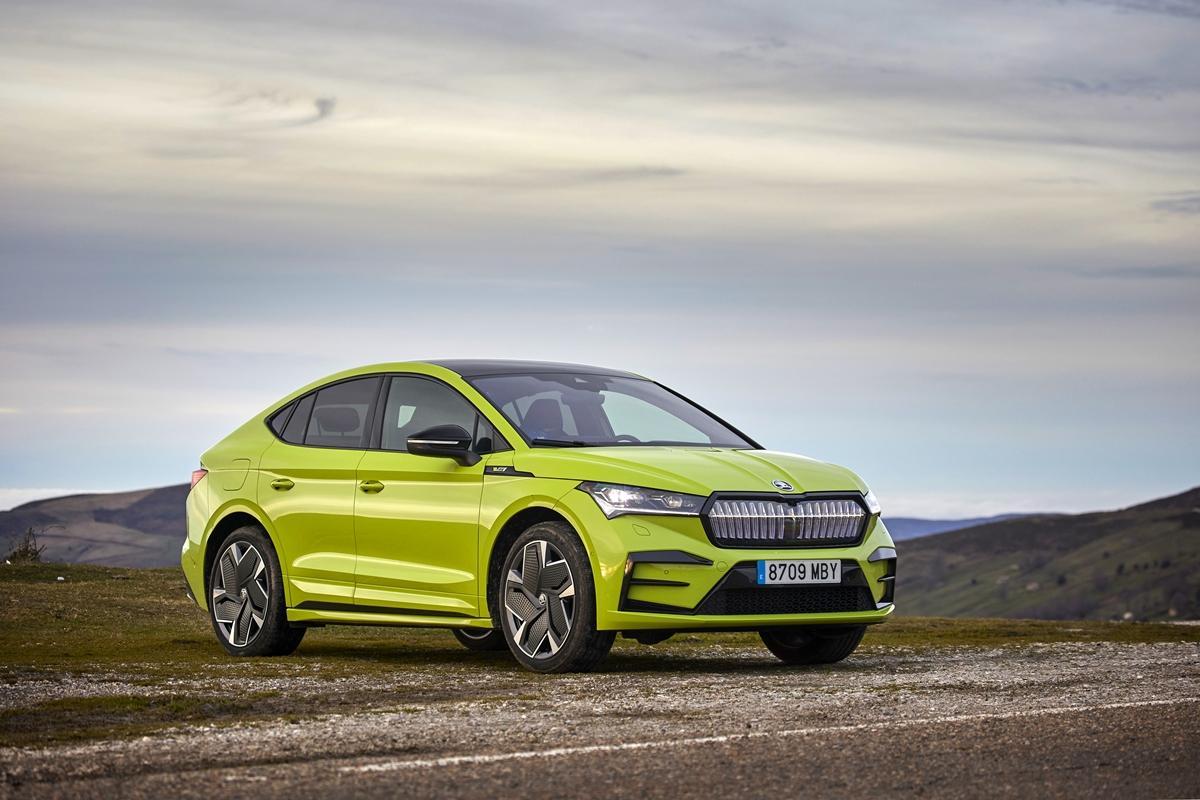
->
[696,586,875,616]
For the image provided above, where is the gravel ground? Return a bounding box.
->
[2,640,1198,798]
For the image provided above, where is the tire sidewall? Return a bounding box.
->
[207,525,289,657]
[496,521,600,673]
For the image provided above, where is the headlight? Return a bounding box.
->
[577,482,705,518]
[863,489,882,516]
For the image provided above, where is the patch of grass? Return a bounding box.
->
[0,563,484,680]
[0,692,279,747]
[861,616,1200,649]
[2,563,1196,678]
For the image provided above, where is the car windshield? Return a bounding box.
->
[469,373,754,448]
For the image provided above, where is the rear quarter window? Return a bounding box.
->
[281,394,314,445]
[268,401,295,436]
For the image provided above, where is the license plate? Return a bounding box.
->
[756,559,841,585]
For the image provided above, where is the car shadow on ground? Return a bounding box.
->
[283,637,869,677]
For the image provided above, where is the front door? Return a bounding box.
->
[354,375,489,617]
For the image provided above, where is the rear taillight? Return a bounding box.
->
[191,468,208,490]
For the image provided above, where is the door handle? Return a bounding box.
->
[359,480,385,494]
[270,478,295,491]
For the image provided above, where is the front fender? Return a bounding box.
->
[481,477,580,557]
[549,489,628,615]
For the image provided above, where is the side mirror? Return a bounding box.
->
[406,424,480,467]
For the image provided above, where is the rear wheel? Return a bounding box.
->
[760,625,866,665]
[208,525,305,657]
[497,521,614,673]
[452,627,507,651]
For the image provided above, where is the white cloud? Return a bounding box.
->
[0,0,1197,507]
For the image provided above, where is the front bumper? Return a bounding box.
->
[557,491,897,631]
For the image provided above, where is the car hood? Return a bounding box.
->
[513,447,866,497]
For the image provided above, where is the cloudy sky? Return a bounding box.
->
[1,0,1197,517]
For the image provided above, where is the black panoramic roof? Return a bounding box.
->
[426,359,642,379]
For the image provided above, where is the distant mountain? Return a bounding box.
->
[0,485,187,567]
[2,485,1026,565]
[899,487,1200,621]
[884,514,1028,541]
[6,481,1199,623]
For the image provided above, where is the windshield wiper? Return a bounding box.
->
[633,440,713,447]
[529,437,594,447]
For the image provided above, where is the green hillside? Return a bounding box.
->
[899,487,1200,620]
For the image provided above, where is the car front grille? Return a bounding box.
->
[695,585,875,615]
[705,497,867,548]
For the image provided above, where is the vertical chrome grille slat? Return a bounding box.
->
[706,496,866,548]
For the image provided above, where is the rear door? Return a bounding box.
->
[258,376,382,609]
[353,375,495,617]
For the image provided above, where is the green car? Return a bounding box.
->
[182,360,896,673]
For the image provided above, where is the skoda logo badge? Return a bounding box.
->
[772,480,793,492]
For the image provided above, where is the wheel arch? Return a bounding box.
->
[201,502,289,608]
[483,502,592,627]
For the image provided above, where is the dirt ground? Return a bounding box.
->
[2,565,1198,798]
[3,637,1198,798]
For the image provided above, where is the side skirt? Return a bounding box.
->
[287,606,495,630]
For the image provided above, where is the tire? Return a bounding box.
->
[452,627,508,652]
[760,625,866,665]
[208,525,305,657]
[496,521,614,673]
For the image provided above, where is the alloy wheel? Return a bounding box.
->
[211,541,269,647]
[504,540,575,659]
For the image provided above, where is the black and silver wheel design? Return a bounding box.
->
[206,525,306,657]
[495,521,614,673]
[211,541,269,647]
[503,540,576,659]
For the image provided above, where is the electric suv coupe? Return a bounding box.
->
[182,360,896,673]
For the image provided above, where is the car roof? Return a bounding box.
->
[424,359,643,379]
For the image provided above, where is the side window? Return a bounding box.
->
[268,401,295,437]
[474,416,510,454]
[304,377,381,448]
[381,376,481,452]
[281,394,314,445]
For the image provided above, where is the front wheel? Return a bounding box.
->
[496,521,614,673]
[760,625,866,665]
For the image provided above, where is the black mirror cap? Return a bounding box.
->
[406,424,480,466]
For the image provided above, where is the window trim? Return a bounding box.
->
[262,372,512,455]
[259,374,382,451]
[304,375,383,450]
[464,374,763,450]
[372,373,510,455]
